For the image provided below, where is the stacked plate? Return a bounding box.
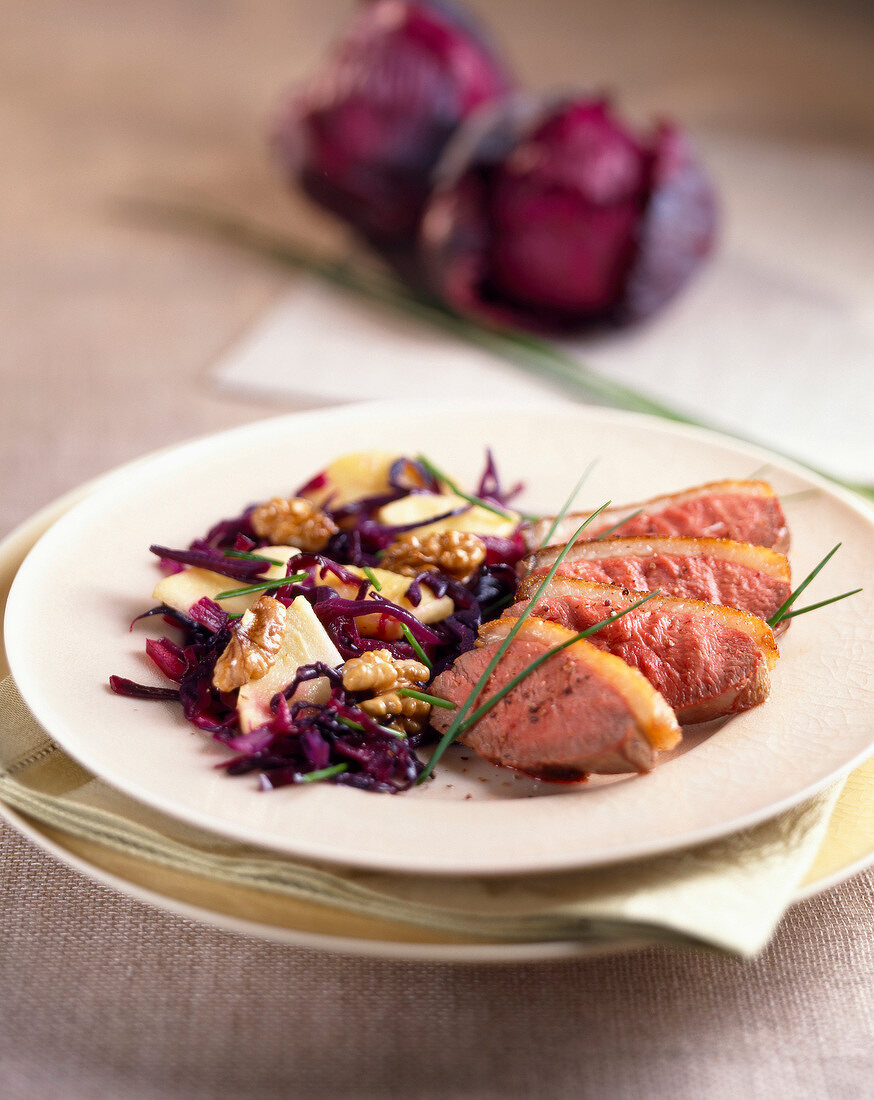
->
[3,402,874,960]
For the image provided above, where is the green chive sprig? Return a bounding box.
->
[594,508,645,540]
[396,687,457,710]
[417,497,612,784]
[224,549,287,567]
[767,544,843,628]
[537,460,597,549]
[338,715,403,738]
[300,763,349,783]
[400,623,432,669]
[362,566,383,592]
[215,572,308,601]
[415,453,524,521]
[775,588,862,622]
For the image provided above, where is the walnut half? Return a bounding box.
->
[380,529,486,584]
[213,596,288,693]
[250,497,338,552]
[342,648,432,734]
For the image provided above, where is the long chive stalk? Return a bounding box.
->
[416,453,518,520]
[775,588,862,622]
[400,623,431,669]
[300,763,349,783]
[767,544,842,627]
[127,201,874,502]
[396,687,457,710]
[537,460,597,549]
[417,499,612,783]
[337,715,403,738]
[224,549,287,567]
[594,508,645,540]
[136,203,694,420]
[362,566,382,592]
[215,572,308,600]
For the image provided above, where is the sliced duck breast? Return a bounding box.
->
[507,577,778,724]
[525,480,789,553]
[429,616,681,779]
[521,536,791,625]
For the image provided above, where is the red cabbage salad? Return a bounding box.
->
[111,451,526,793]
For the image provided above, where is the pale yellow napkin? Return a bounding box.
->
[0,676,850,957]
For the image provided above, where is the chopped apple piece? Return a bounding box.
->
[236,596,342,733]
[152,545,299,618]
[377,492,519,538]
[300,451,401,508]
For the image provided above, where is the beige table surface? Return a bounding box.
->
[2,1,873,1096]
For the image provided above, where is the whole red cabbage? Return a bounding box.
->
[271,0,514,248]
[420,95,718,329]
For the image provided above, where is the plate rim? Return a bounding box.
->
[5,400,874,876]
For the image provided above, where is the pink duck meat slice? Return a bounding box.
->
[429,616,680,779]
[524,479,789,553]
[506,576,778,724]
[521,536,791,625]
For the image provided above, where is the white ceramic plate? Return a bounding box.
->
[6,402,874,876]
[3,485,872,963]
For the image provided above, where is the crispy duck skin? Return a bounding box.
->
[507,576,778,724]
[524,480,789,553]
[521,535,791,625]
[429,616,681,779]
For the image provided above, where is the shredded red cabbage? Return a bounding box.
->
[294,469,329,498]
[178,626,236,732]
[149,543,269,582]
[476,447,524,507]
[188,597,232,634]
[320,506,471,565]
[145,638,187,681]
[109,676,179,701]
[201,508,258,549]
[481,531,527,567]
[283,552,362,588]
[388,456,439,494]
[215,671,423,792]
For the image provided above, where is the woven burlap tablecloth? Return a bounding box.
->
[2,0,873,1096]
